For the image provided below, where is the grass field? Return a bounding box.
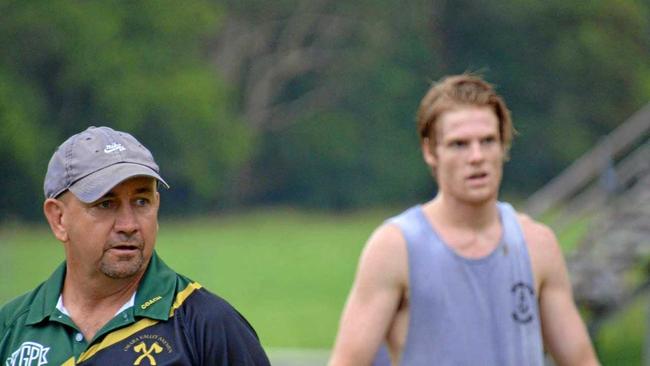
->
[0,208,644,364]
[0,208,391,349]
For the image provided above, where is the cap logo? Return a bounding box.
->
[104,143,126,154]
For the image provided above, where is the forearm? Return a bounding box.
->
[329,311,388,366]
[552,344,599,366]
[328,346,376,366]
[542,291,599,366]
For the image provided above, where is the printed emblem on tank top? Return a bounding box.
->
[511,282,535,324]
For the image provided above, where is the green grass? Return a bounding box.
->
[0,208,391,349]
[156,208,390,348]
[0,208,644,363]
[0,224,66,300]
[554,214,592,252]
[596,297,645,366]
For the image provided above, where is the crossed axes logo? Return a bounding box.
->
[133,341,163,366]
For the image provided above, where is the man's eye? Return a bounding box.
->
[482,136,497,145]
[135,198,150,206]
[97,200,113,209]
[450,141,466,148]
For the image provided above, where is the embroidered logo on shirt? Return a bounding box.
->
[511,282,535,324]
[5,341,50,366]
[133,342,162,365]
[124,335,173,365]
[104,143,126,153]
[140,296,163,310]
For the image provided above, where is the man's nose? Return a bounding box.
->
[468,142,485,163]
[114,204,139,235]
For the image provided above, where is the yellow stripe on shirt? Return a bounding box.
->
[75,282,202,364]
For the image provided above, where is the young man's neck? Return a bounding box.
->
[426,193,499,230]
[422,194,502,259]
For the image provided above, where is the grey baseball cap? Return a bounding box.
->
[44,126,169,203]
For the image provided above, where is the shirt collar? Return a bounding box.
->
[25,251,177,325]
[26,261,66,325]
[132,251,177,321]
[55,292,135,317]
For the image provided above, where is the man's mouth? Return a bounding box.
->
[107,244,141,254]
[467,172,488,180]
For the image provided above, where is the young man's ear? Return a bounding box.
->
[421,137,437,168]
[43,198,68,242]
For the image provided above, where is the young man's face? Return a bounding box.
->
[423,106,505,205]
[59,176,160,281]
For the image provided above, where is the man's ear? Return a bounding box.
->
[421,137,437,168]
[43,198,68,242]
[155,191,160,232]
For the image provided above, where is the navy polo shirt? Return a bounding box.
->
[0,252,270,365]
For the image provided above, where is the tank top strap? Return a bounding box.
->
[497,201,534,289]
[385,204,430,249]
[497,201,525,251]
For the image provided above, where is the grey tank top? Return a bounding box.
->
[387,202,544,366]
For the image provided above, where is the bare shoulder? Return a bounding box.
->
[366,222,407,253]
[516,212,566,286]
[516,213,562,256]
[357,222,409,288]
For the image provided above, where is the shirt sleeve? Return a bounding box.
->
[182,289,271,366]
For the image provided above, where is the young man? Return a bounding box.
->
[0,126,270,365]
[329,74,599,366]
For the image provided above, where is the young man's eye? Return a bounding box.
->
[482,136,497,145]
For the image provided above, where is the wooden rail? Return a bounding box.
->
[525,103,650,217]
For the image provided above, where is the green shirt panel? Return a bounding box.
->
[0,251,192,365]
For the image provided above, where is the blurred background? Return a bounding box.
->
[1,1,648,365]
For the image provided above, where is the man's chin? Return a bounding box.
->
[100,257,145,279]
[462,192,498,206]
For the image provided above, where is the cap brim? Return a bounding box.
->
[69,163,169,203]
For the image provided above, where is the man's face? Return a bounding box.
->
[423,106,505,205]
[60,176,159,280]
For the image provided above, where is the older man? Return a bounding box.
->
[0,126,270,365]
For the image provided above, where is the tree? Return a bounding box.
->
[212,0,439,208]
[430,0,650,194]
[0,1,250,220]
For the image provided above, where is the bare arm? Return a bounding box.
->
[522,217,599,366]
[328,224,408,366]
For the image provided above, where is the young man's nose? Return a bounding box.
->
[467,142,485,162]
